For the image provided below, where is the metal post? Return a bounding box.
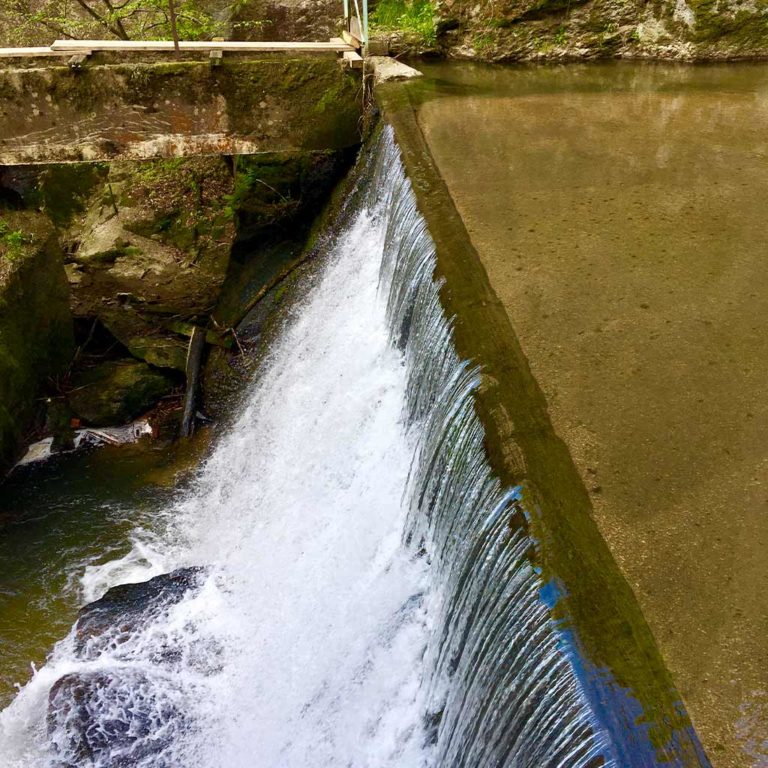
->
[362,0,369,47]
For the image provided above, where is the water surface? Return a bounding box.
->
[411,61,768,768]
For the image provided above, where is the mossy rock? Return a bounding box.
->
[0,210,73,470]
[100,306,189,372]
[68,359,176,426]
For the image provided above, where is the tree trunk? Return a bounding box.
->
[168,0,181,54]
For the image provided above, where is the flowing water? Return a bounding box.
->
[0,128,616,767]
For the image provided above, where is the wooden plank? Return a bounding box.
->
[0,46,91,58]
[342,50,364,69]
[51,39,353,53]
[341,30,362,50]
[349,17,364,42]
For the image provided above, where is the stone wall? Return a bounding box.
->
[435,0,768,60]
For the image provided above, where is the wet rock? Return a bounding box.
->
[47,670,184,768]
[0,210,73,473]
[74,567,206,660]
[67,359,176,426]
[67,157,235,323]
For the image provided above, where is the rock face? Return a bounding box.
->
[231,0,343,42]
[0,211,73,472]
[65,156,236,366]
[67,360,176,426]
[434,0,768,60]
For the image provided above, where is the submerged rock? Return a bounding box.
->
[68,359,176,426]
[47,670,184,768]
[47,569,207,766]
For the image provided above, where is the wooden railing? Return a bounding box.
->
[0,39,354,60]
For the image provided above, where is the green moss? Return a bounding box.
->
[68,359,176,426]
[0,211,73,470]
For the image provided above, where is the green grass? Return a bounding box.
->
[370,0,437,46]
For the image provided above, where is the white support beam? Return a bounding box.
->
[0,47,91,58]
[50,40,353,53]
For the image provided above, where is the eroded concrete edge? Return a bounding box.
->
[374,82,711,767]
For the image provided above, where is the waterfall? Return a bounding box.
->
[0,126,615,767]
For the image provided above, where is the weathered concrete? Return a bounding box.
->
[401,62,768,768]
[368,56,423,85]
[0,56,362,164]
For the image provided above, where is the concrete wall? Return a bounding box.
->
[0,56,362,164]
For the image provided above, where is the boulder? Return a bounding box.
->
[67,359,176,426]
[47,670,184,768]
[66,156,235,323]
[74,567,206,660]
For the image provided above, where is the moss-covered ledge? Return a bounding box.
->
[375,83,710,766]
[0,57,362,164]
[0,212,73,472]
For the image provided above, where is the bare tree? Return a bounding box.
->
[5,0,227,44]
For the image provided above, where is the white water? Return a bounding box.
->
[1,167,432,768]
[0,129,613,768]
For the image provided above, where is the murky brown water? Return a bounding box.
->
[411,61,768,768]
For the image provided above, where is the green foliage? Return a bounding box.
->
[370,0,436,46]
[12,0,230,43]
[0,219,27,260]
